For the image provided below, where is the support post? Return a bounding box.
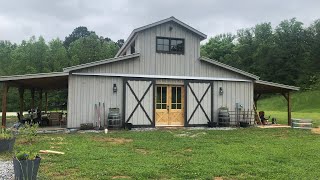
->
[45,92,48,113]
[254,93,261,109]
[39,89,43,112]
[31,88,35,109]
[1,83,9,127]
[19,88,24,119]
[282,92,291,126]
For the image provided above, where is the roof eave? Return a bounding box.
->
[255,80,300,91]
[200,57,260,80]
[63,53,140,73]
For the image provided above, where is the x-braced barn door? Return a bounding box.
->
[186,81,213,126]
[155,85,184,126]
[124,79,155,127]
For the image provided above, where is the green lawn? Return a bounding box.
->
[1,128,320,179]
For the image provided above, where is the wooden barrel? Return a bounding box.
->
[218,108,230,127]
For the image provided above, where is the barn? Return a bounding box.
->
[0,17,299,128]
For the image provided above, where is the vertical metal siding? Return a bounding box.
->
[73,22,251,80]
[67,75,123,128]
[212,81,254,124]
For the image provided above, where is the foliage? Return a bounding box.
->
[0,26,119,112]
[1,129,320,179]
[19,124,38,143]
[15,150,39,161]
[0,126,14,139]
[201,18,320,89]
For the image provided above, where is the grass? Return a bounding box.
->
[258,90,320,127]
[1,128,320,179]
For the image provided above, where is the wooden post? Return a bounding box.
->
[39,89,43,112]
[45,92,48,113]
[254,93,261,109]
[287,92,291,126]
[1,83,9,127]
[282,92,291,126]
[31,88,35,109]
[19,88,24,119]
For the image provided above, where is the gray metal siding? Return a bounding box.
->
[212,81,254,124]
[67,75,123,128]
[73,22,251,80]
[125,80,153,125]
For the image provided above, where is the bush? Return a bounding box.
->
[19,124,38,143]
[0,126,14,140]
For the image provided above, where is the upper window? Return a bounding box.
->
[156,37,184,54]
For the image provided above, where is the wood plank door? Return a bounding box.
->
[155,85,184,126]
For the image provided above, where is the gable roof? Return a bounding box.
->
[115,16,207,57]
[200,57,260,80]
[63,53,140,72]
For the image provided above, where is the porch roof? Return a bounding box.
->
[254,80,299,94]
[0,72,68,90]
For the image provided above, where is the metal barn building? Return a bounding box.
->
[0,17,299,128]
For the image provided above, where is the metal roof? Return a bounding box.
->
[115,16,207,57]
[200,57,260,80]
[0,72,68,90]
[254,80,300,93]
[63,53,140,72]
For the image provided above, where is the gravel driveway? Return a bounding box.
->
[0,161,14,180]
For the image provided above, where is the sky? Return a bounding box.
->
[0,0,319,44]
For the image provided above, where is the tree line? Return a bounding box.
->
[201,18,320,89]
[1,18,320,112]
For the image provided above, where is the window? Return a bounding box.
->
[171,86,182,109]
[156,86,167,109]
[130,41,135,54]
[156,37,184,54]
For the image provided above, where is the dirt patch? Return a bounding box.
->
[136,148,149,155]
[214,177,223,180]
[112,176,131,179]
[184,148,192,152]
[311,128,320,134]
[92,137,133,144]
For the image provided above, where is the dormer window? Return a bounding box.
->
[130,41,135,54]
[156,37,184,54]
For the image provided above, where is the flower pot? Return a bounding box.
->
[125,123,133,130]
[207,121,217,128]
[13,157,41,180]
[240,122,249,128]
[0,137,15,152]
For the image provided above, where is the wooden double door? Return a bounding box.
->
[155,85,184,126]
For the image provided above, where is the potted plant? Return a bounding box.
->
[0,126,15,152]
[13,150,41,180]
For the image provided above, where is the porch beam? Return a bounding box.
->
[1,83,9,127]
[19,87,24,119]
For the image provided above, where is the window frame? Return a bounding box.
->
[156,36,185,55]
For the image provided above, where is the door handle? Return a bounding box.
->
[167,105,170,111]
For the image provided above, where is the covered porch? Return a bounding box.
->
[0,72,69,127]
[254,80,300,125]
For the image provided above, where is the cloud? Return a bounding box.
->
[0,0,319,43]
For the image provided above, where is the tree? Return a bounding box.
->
[116,39,125,48]
[64,26,94,47]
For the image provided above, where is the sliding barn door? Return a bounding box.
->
[186,81,213,126]
[124,79,154,126]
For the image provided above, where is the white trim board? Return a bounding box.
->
[71,73,253,82]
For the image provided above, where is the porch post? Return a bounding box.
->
[1,83,9,127]
[282,92,291,126]
[19,87,24,119]
[287,92,291,126]
[39,89,43,112]
[45,92,48,113]
[254,93,261,109]
[31,88,35,109]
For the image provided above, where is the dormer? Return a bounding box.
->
[115,16,207,57]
